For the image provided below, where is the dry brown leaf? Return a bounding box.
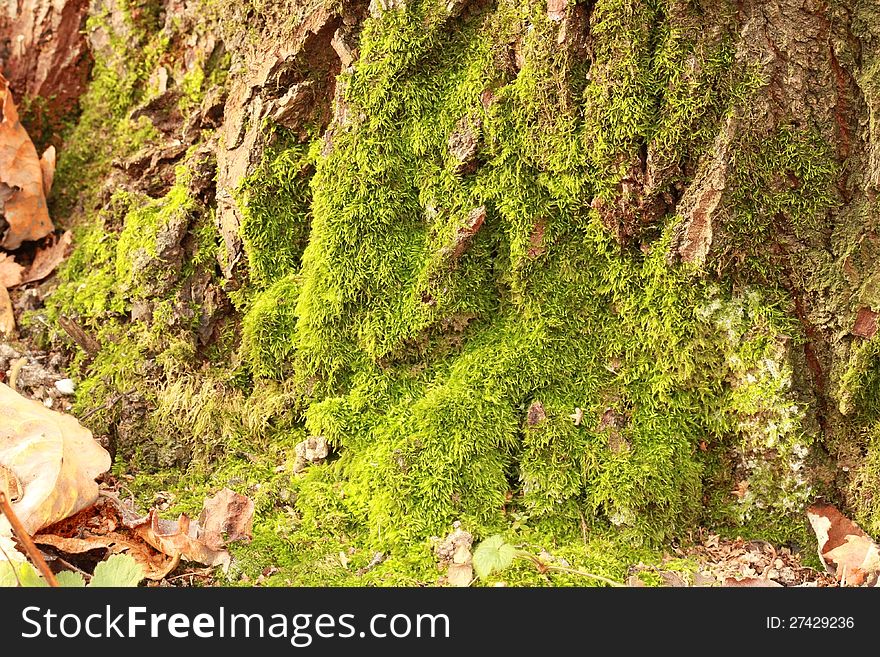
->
[34,530,180,580]
[20,230,71,284]
[133,510,231,570]
[723,577,783,587]
[34,533,119,553]
[0,253,23,287]
[99,490,253,573]
[0,285,14,336]
[197,487,254,550]
[807,503,880,586]
[0,74,53,249]
[0,382,110,533]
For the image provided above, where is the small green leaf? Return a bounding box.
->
[472,535,517,579]
[56,570,86,587]
[88,554,144,587]
[0,561,47,587]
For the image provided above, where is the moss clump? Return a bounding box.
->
[233,0,822,550]
[235,130,317,289]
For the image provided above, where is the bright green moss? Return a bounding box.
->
[241,274,302,379]
[47,0,865,584]
[236,131,317,288]
[226,0,824,551]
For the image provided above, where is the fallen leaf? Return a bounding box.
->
[133,510,231,570]
[33,533,119,554]
[20,230,72,284]
[0,74,54,249]
[197,487,254,550]
[0,382,110,533]
[807,503,880,586]
[0,253,23,287]
[0,285,15,336]
[36,527,180,581]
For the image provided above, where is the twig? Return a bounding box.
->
[0,542,23,586]
[529,558,624,587]
[80,388,136,421]
[0,492,58,586]
[58,316,101,357]
[51,554,91,581]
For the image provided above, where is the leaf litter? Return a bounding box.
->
[0,381,254,586]
[627,530,837,587]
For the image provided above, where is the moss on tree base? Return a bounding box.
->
[23,0,880,584]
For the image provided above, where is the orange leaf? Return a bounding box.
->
[0,73,54,249]
[0,252,23,287]
[807,503,880,586]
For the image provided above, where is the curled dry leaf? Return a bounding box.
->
[111,488,254,572]
[0,382,110,533]
[133,510,231,570]
[807,503,880,586]
[0,74,54,250]
[34,531,180,580]
[20,230,72,284]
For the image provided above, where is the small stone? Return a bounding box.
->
[293,435,330,473]
[526,400,547,426]
[54,378,76,395]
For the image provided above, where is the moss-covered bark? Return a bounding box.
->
[21,0,880,582]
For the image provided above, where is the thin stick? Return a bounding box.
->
[51,554,91,581]
[79,388,136,421]
[543,563,625,588]
[0,492,58,587]
[0,542,23,586]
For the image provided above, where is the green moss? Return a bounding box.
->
[47,0,863,585]
[236,130,317,288]
[241,274,302,379]
[227,0,824,555]
[721,126,840,278]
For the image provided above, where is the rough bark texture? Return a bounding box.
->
[0,0,91,130]
[5,0,880,582]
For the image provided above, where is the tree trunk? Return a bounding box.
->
[4,0,880,577]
